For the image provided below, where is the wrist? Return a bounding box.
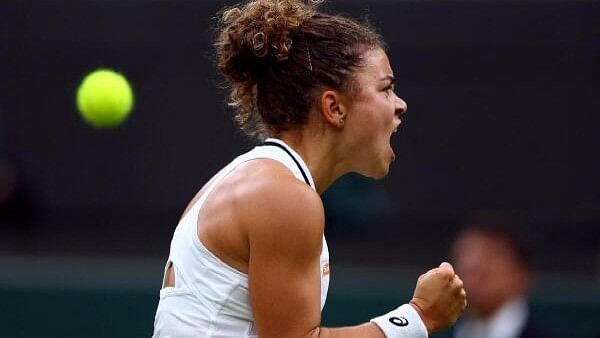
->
[409,300,433,334]
[370,304,428,338]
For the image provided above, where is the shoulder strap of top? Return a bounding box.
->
[260,141,310,186]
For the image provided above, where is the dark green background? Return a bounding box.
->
[2,263,599,337]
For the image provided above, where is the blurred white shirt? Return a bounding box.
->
[454,297,529,338]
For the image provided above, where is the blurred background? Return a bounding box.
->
[1,0,599,337]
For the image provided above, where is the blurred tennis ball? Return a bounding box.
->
[76,69,134,128]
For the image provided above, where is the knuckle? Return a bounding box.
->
[439,269,453,280]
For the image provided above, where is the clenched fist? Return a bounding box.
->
[410,262,467,334]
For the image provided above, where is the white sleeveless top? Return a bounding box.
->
[153,138,330,338]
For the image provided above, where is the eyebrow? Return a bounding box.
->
[380,75,395,85]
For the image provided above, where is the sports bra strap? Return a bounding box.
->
[260,141,310,186]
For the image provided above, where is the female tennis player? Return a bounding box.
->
[153,1,466,337]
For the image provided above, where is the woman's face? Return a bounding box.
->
[342,48,407,179]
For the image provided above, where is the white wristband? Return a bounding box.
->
[370,304,428,338]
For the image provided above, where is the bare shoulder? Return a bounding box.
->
[232,159,325,254]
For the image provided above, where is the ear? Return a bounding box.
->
[319,90,347,128]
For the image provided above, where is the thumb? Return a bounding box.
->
[439,262,455,275]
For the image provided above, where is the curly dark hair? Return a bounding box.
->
[215,0,385,139]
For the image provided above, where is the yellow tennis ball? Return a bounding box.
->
[76,69,134,128]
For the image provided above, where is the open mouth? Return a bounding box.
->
[389,127,399,161]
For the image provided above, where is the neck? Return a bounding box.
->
[276,129,348,194]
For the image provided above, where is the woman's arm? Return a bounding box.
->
[244,176,465,338]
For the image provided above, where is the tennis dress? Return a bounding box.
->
[152,138,330,338]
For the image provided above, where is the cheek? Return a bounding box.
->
[351,108,380,140]
[368,100,392,131]
[379,96,396,127]
[348,95,393,146]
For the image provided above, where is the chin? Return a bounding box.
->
[373,167,390,179]
[354,150,394,179]
[359,163,390,180]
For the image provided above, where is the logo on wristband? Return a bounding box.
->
[389,316,409,327]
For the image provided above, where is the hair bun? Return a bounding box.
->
[215,0,383,140]
[216,0,317,82]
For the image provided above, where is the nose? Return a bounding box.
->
[395,95,407,118]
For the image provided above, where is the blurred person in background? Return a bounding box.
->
[438,212,549,338]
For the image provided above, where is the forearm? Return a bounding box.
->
[315,322,386,338]
[307,304,427,338]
